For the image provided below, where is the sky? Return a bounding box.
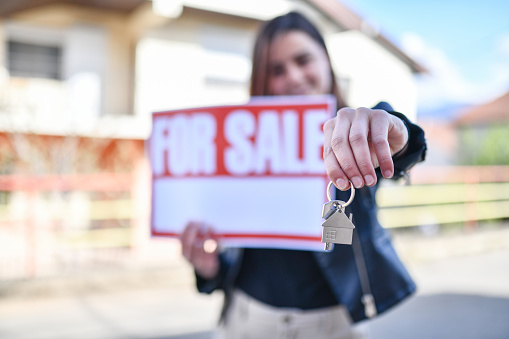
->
[341,0,509,116]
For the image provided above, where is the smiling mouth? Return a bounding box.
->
[288,87,312,95]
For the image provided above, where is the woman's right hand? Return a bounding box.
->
[323,107,409,190]
[180,222,220,279]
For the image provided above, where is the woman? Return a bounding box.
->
[181,11,426,339]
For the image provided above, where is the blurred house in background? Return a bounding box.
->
[383,91,509,232]
[0,0,425,280]
[454,91,509,166]
[417,89,509,167]
[135,0,425,119]
[0,0,152,280]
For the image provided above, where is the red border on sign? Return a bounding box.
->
[151,230,321,242]
[149,96,336,244]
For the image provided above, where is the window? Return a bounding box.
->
[7,40,62,80]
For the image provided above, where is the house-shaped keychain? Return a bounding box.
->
[321,208,355,248]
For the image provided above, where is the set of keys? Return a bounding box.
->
[321,181,356,251]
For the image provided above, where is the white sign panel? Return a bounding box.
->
[149,96,336,250]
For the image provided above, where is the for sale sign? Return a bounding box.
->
[149,95,335,250]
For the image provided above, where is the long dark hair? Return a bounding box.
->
[250,11,347,108]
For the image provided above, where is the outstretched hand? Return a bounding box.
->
[323,107,409,190]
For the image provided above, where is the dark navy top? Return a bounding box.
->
[236,248,338,309]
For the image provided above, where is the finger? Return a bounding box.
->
[203,238,218,254]
[203,225,219,254]
[349,108,377,186]
[192,223,207,248]
[190,225,209,268]
[192,225,218,263]
[323,117,350,190]
[387,115,410,155]
[370,110,394,179]
[194,234,220,279]
[193,225,217,273]
[368,141,381,169]
[193,245,206,270]
[331,108,364,188]
[180,222,199,261]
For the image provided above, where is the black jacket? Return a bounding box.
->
[196,102,427,323]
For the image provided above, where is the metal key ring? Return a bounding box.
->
[326,180,355,208]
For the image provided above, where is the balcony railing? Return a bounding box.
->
[0,77,149,138]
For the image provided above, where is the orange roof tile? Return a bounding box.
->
[455,91,509,126]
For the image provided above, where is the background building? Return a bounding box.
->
[1,2,508,339]
[0,0,425,280]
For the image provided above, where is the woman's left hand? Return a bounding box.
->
[323,107,409,190]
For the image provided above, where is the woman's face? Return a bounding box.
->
[267,30,333,96]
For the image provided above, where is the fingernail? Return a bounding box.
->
[383,170,393,179]
[352,176,363,188]
[336,178,347,190]
[364,175,374,186]
[203,239,218,253]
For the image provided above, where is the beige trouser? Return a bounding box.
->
[215,289,369,339]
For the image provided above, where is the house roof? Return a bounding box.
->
[0,0,145,16]
[307,0,426,74]
[0,0,426,74]
[455,91,509,126]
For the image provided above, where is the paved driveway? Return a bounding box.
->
[1,247,508,339]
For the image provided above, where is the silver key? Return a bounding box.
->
[321,200,345,218]
[321,181,356,251]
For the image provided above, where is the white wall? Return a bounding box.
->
[136,12,418,125]
[63,24,107,122]
[327,30,418,121]
[1,21,109,133]
[135,17,254,119]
